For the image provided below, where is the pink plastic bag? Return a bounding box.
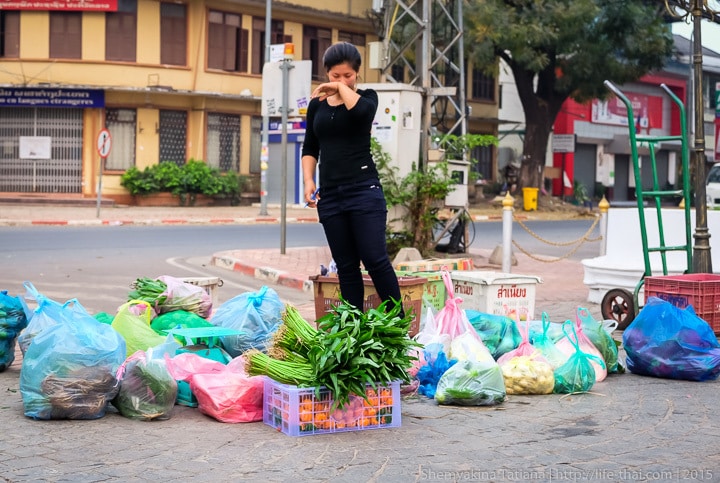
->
[497,318,548,366]
[433,270,483,343]
[164,352,226,383]
[190,357,264,423]
[555,316,607,382]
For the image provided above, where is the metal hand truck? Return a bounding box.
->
[599,80,693,329]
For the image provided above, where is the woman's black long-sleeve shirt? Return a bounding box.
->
[301,88,379,189]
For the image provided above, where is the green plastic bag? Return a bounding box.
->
[465,310,521,359]
[532,313,569,370]
[111,301,166,357]
[575,307,622,374]
[150,310,213,334]
[553,321,604,394]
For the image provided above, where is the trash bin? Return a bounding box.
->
[522,187,539,211]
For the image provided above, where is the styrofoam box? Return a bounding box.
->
[449,271,542,321]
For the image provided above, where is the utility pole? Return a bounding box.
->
[371,0,467,166]
[663,0,720,273]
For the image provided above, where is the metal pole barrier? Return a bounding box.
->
[599,195,609,256]
[279,58,293,255]
[259,0,272,216]
[502,192,514,273]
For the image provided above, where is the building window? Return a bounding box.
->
[471,67,495,101]
[159,109,187,166]
[474,144,494,181]
[0,12,19,58]
[105,108,136,170]
[161,2,186,66]
[207,11,247,72]
[49,13,81,59]
[338,31,365,46]
[207,113,240,172]
[303,26,331,81]
[251,18,286,75]
[106,0,137,62]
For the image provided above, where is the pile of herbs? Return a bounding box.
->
[246,300,420,409]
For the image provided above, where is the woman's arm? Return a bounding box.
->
[311,81,360,110]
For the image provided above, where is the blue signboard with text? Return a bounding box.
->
[0,87,105,108]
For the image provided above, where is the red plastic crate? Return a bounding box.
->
[263,378,401,437]
[644,274,720,333]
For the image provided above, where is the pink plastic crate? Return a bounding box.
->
[644,274,720,333]
[263,379,401,437]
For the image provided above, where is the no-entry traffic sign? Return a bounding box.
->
[97,128,112,158]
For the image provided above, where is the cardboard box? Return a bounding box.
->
[311,274,426,337]
[449,271,542,321]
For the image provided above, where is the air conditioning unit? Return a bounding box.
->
[372,0,385,12]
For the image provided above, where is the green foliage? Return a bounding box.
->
[373,138,455,257]
[120,160,246,205]
[464,0,674,188]
[434,133,497,165]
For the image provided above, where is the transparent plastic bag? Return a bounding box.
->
[436,359,506,406]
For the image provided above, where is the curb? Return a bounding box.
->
[211,253,314,293]
[0,216,323,227]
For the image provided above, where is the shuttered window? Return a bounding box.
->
[207,11,248,72]
[303,26,331,81]
[106,0,137,62]
[50,12,82,59]
[0,12,19,58]
[161,2,186,66]
[251,18,286,75]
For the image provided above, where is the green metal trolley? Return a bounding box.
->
[599,80,693,329]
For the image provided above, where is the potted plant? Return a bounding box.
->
[120,160,246,206]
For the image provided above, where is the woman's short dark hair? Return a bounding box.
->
[322,42,362,72]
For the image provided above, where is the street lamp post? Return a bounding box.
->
[663,0,719,274]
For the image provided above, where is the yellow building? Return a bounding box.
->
[0,0,498,202]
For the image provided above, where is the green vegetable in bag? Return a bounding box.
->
[435,359,506,406]
[112,350,177,421]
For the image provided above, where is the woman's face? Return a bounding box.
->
[327,62,357,89]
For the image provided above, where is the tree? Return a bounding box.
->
[464,0,674,189]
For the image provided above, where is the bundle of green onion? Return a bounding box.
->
[246,300,420,409]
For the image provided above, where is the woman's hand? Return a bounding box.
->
[311,82,340,101]
[304,184,320,208]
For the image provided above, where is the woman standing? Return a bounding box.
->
[301,42,403,316]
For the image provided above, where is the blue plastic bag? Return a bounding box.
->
[0,290,29,372]
[20,306,126,420]
[622,297,720,382]
[416,344,456,399]
[17,282,94,356]
[210,286,284,357]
